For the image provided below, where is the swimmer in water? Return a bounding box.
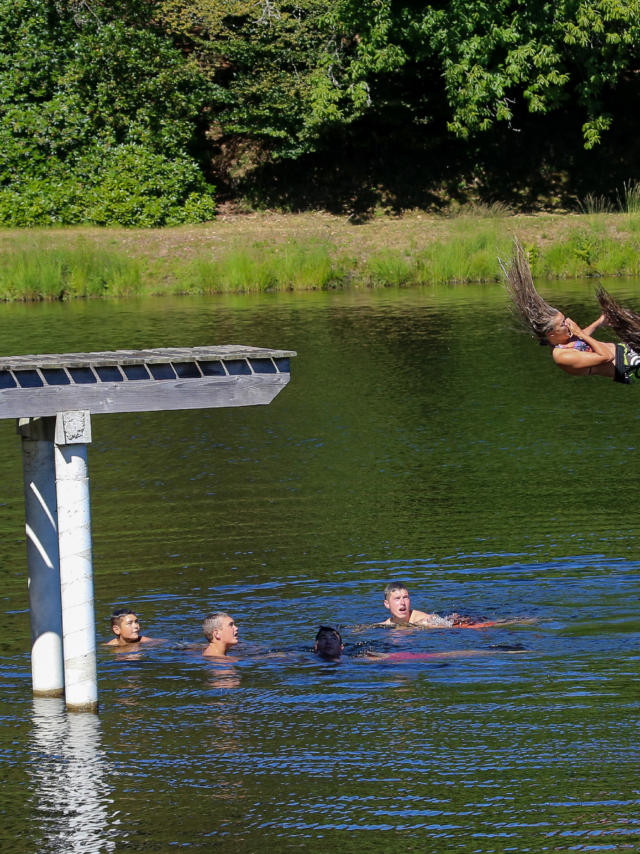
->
[105,608,163,648]
[380,582,524,629]
[314,626,344,661]
[504,239,640,383]
[202,611,239,658]
[382,581,454,627]
[313,627,525,662]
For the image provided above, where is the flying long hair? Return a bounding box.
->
[501,240,559,340]
[597,287,640,352]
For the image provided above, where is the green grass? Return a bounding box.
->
[415,224,512,284]
[0,240,144,300]
[364,250,415,286]
[577,194,613,215]
[618,180,640,214]
[179,240,348,293]
[532,227,640,279]
[2,210,640,301]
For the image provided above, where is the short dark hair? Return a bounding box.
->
[110,608,137,628]
[315,626,342,660]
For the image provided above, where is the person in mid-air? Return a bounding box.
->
[504,240,640,384]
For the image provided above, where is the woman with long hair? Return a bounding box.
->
[503,240,640,384]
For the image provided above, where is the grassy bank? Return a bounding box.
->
[2,209,640,301]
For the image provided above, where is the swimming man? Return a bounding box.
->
[202,612,239,658]
[314,626,344,660]
[312,625,525,662]
[380,581,511,629]
[381,582,456,627]
[105,608,161,647]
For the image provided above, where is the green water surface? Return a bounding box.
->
[0,281,639,853]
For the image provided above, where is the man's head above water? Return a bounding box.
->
[383,581,413,622]
[314,626,343,660]
[202,611,239,657]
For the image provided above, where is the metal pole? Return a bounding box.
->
[54,411,98,713]
[18,417,64,697]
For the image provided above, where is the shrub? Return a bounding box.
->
[0,3,216,226]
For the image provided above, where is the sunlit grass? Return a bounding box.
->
[181,240,346,293]
[452,200,513,218]
[533,230,640,279]
[2,210,640,301]
[577,194,613,215]
[364,250,415,286]
[415,224,512,284]
[0,241,144,300]
[272,240,345,290]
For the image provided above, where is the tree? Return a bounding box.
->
[0,0,216,225]
[417,0,640,148]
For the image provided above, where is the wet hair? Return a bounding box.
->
[202,612,229,641]
[597,287,640,352]
[315,626,343,660]
[502,240,559,341]
[110,608,137,628]
[383,581,408,600]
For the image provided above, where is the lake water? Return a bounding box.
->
[1,281,640,853]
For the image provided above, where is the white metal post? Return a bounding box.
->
[18,416,64,697]
[54,411,98,712]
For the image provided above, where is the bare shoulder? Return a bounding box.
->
[104,636,166,648]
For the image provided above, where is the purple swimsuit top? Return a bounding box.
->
[555,339,592,352]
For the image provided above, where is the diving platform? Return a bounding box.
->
[0,345,293,418]
[3,344,296,711]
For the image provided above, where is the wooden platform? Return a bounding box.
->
[0,345,296,418]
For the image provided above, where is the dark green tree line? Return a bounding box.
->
[1,0,640,224]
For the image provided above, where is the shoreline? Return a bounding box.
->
[1,210,640,301]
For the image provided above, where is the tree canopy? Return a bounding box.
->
[0,0,216,225]
[1,0,640,223]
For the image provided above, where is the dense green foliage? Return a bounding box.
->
[159,0,640,160]
[0,0,216,226]
[1,0,640,223]
[428,0,640,146]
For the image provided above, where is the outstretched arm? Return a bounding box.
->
[581,314,606,337]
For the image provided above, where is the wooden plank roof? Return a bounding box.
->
[0,345,296,370]
[0,345,296,419]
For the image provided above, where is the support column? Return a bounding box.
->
[18,416,64,697]
[54,411,98,713]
